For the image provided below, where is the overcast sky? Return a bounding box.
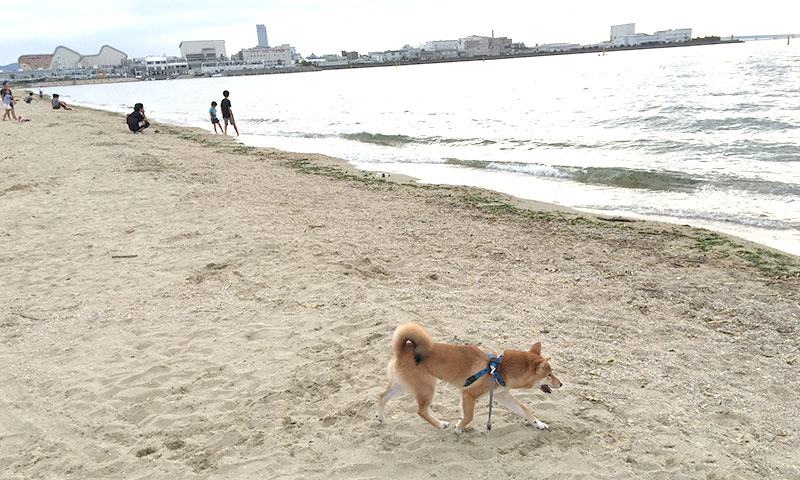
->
[5,0,799,65]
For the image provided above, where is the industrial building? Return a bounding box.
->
[143,56,190,78]
[424,40,459,53]
[460,36,512,56]
[241,44,293,67]
[17,54,54,70]
[18,45,127,70]
[179,40,227,69]
[610,23,692,46]
[81,46,127,68]
[610,23,636,44]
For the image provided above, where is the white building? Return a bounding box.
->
[145,56,166,74]
[179,40,226,57]
[458,36,484,52]
[614,33,654,46]
[81,45,127,69]
[368,47,420,63]
[144,56,189,77]
[49,46,82,69]
[424,40,459,52]
[610,23,635,43]
[537,43,582,53]
[653,28,692,43]
[306,54,349,67]
[19,44,127,71]
[241,44,293,67]
[368,51,387,62]
[610,23,692,46]
[180,40,226,68]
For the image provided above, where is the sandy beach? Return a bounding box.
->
[1,94,798,479]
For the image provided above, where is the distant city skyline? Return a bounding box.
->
[5,0,800,65]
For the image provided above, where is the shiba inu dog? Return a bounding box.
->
[376,322,561,433]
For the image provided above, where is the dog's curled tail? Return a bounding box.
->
[392,322,433,364]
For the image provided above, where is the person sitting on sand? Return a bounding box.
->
[126,103,150,134]
[24,92,34,104]
[51,94,72,110]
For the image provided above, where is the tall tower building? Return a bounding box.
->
[256,24,269,47]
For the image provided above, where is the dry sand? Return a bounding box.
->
[1,94,799,479]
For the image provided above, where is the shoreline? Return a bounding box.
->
[347,160,800,260]
[31,91,800,261]
[2,98,798,479]
[342,158,799,263]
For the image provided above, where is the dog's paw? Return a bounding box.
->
[453,420,466,434]
[439,421,449,430]
[534,420,549,430]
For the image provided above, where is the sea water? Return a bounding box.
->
[47,39,800,256]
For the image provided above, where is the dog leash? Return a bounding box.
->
[464,353,505,431]
[487,360,498,431]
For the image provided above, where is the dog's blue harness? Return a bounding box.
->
[464,353,505,387]
[464,353,505,431]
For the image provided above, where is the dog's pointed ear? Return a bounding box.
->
[530,341,542,355]
[537,357,552,372]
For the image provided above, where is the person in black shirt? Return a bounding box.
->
[126,103,149,133]
[220,90,239,136]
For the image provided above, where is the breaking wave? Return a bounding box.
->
[442,158,800,196]
[443,159,700,191]
[341,132,485,147]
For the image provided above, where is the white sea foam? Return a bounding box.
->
[486,162,569,178]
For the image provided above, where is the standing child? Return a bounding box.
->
[209,101,222,134]
[220,90,240,136]
[3,91,14,121]
[1,81,15,121]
